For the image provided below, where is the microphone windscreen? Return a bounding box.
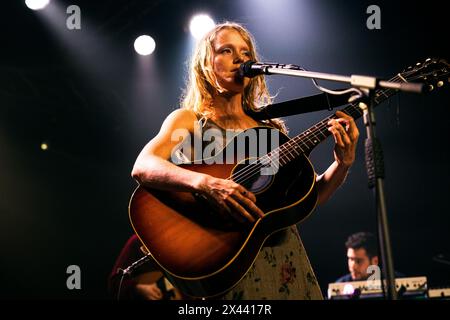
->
[239,60,258,78]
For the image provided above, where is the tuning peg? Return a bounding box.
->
[428,84,434,91]
[437,81,444,88]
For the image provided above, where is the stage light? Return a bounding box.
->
[343,284,355,295]
[40,142,49,151]
[189,14,215,40]
[134,35,156,56]
[25,0,50,10]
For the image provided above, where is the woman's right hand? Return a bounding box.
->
[195,175,265,224]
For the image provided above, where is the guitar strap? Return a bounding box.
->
[245,91,352,120]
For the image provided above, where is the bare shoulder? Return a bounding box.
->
[160,108,198,133]
[138,108,198,160]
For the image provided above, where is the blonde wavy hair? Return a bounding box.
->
[180,22,287,133]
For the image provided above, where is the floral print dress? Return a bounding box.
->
[222,226,323,300]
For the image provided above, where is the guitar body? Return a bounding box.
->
[129,127,318,298]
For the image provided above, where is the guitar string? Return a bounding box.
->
[227,71,426,185]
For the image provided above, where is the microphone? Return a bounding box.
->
[239,61,264,78]
[239,61,301,78]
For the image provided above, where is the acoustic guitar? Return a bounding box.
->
[129,58,449,298]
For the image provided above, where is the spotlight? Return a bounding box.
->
[189,14,215,40]
[25,0,50,10]
[40,142,49,151]
[134,35,156,56]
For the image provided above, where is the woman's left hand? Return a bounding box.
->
[327,111,359,168]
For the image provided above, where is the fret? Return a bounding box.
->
[282,143,295,161]
[303,130,316,146]
[397,73,407,82]
[297,143,306,153]
[291,144,301,156]
[380,90,390,99]
[374,96,380,105]
[317,128,328,139]
[288,141,298,159]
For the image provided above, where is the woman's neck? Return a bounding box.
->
[211,92,246,120]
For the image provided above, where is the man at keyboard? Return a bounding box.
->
[336,232,403,282]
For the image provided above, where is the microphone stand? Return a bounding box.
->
[359,92,398,300]
[260,65,424,300]
[258,64,423,94]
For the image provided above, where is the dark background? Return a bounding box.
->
[1,0,449,299]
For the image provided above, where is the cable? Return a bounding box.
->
[116,268,127,301]
[286,64,365,99]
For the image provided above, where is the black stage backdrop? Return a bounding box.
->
[0,0,449,299]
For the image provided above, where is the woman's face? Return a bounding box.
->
[211,29,252,94]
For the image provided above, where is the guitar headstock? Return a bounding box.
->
[401,58,450,92]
